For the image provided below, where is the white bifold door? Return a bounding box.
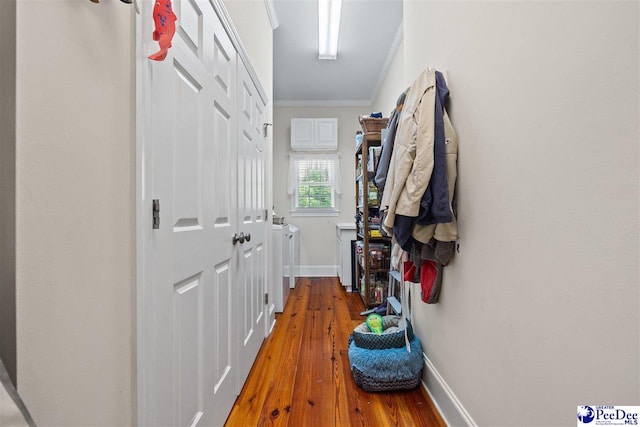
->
[137,0,268,425]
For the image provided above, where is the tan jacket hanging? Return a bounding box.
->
[381,68,436,234]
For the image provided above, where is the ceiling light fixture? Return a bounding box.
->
[318,0,342,60]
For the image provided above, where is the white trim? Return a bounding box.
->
[336,222,356,230]
[369,22,403,104]
[290,210,339,217]
[264,0,279,30]
[274,99,372,107]
[268,304,277,334]
[210,0,270,105]
[422,353,478,427]
[135,1,152,423]
[298,265,338,277]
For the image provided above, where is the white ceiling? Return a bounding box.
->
[272,0,403,106]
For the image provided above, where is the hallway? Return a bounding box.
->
[226,277,444,426]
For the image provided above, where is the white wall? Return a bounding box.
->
[0,0,16,386]
[273,106,365,270]
[398,1,639,425]
[16,1,134,425]
[372,39,405,115]
[223,0,273,105]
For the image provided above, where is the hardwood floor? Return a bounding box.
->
[226,277,445,426]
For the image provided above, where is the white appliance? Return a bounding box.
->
[336,222,356,289]
[272,224,291,312]
[288,224,299,288]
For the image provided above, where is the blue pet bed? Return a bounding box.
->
[348,336,424,392]
[352,315,414,350]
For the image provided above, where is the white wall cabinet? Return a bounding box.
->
[291,118,338,151]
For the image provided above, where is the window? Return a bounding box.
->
[288,153,340,216]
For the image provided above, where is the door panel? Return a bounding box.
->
[254,242,265,323]
[212,37,232,94]
[236,60,267,386]
[209,261,232,393]
[172,60,203,230]
[240,248,254,346]
[212,103,232,226]
[175,0,203,57]
[173,273,203,426]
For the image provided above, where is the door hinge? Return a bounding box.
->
[264,293,268,305]
[152,199,160,229]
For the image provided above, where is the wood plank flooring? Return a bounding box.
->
[225,277,446,427]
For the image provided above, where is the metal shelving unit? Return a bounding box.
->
[354,131,391,308]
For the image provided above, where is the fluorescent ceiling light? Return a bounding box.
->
[318,0,342,60]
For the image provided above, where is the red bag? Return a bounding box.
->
[403,261,416,282]
[420,260,438,303]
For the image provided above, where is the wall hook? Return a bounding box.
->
[262,123,273,138]
[120,0,140,14]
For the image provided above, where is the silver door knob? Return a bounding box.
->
[245,233,251,242]
[232,233,245,245]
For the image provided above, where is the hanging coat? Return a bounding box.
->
[375,91,407,193]
[416,70,452,226]
[392,71,453,251]
[380,68,436,235]
[412,109,459,243]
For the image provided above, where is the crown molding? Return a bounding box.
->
[264,0,279,30]
[274,99,372,107]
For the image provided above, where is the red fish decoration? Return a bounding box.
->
[148,0,177,61]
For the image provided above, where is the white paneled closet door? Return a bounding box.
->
[236,58,268,386]
[138,0,267,425]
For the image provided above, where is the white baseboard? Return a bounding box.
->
[337,277,352,289]
[298,265,338,277]
[422,352,477,427]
